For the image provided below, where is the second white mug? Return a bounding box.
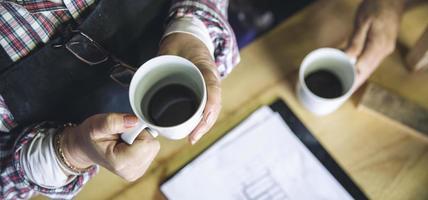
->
[297,48,356,116]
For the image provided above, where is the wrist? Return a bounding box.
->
[61,126,94,169]
[160,33,212,59]
[160,33,220,78]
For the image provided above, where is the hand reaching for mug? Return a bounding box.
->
[159,33,221,144]
[61,113,160,181]
[346,0,405,89]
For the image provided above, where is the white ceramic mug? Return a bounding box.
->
[296,48,356,116]
[121,55,207,144]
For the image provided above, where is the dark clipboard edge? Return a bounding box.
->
[161,99,368,200]
[269,99,367,200]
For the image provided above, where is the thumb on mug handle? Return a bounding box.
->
[121,121,158,144]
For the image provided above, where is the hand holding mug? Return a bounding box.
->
[61,113,160,181]
[159,33,222,144]
[346,0,405,89]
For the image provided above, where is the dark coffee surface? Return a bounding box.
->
[304,70,343,99]
[146,84,199,127]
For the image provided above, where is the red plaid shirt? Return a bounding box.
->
[0,0,239,199]
[0,0,94,62]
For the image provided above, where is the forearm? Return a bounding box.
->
[166,0,240,77]
[0,123,97,199]
[20,127,73,188]
[1,94,95,197]
[163,17,215,59]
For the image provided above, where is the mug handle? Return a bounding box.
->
[121,121,159,144]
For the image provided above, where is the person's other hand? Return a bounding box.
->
[61,113,160,181]
[346,0,405,89]
[159,33,221,145]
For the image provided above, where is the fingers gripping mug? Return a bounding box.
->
[121,55,207,144]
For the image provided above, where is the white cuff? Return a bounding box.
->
[48,0,63,3]
[163,17,215,59]
[20,129,75,188]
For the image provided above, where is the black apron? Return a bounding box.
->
[0,0,170,125]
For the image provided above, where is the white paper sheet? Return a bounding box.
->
[161,106,354,200]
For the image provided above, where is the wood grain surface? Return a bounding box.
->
[359,83,428,141]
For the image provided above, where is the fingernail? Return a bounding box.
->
[205,112,214,125]
[191,132,204,145]
[124,115,138,128]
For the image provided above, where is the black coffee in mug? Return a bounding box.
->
[304,69,343,99]
[145,83,199,127]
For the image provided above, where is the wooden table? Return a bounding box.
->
[34,0,428,199]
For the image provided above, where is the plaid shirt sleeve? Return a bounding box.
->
[0,95,16,132]
[167,0,240,77]
[0,122,98,199]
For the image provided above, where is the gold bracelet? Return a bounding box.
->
[54,123,91,174]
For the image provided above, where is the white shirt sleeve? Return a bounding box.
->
[163,16,215,59]
[48,0,63,3]
[20,128,76,188]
